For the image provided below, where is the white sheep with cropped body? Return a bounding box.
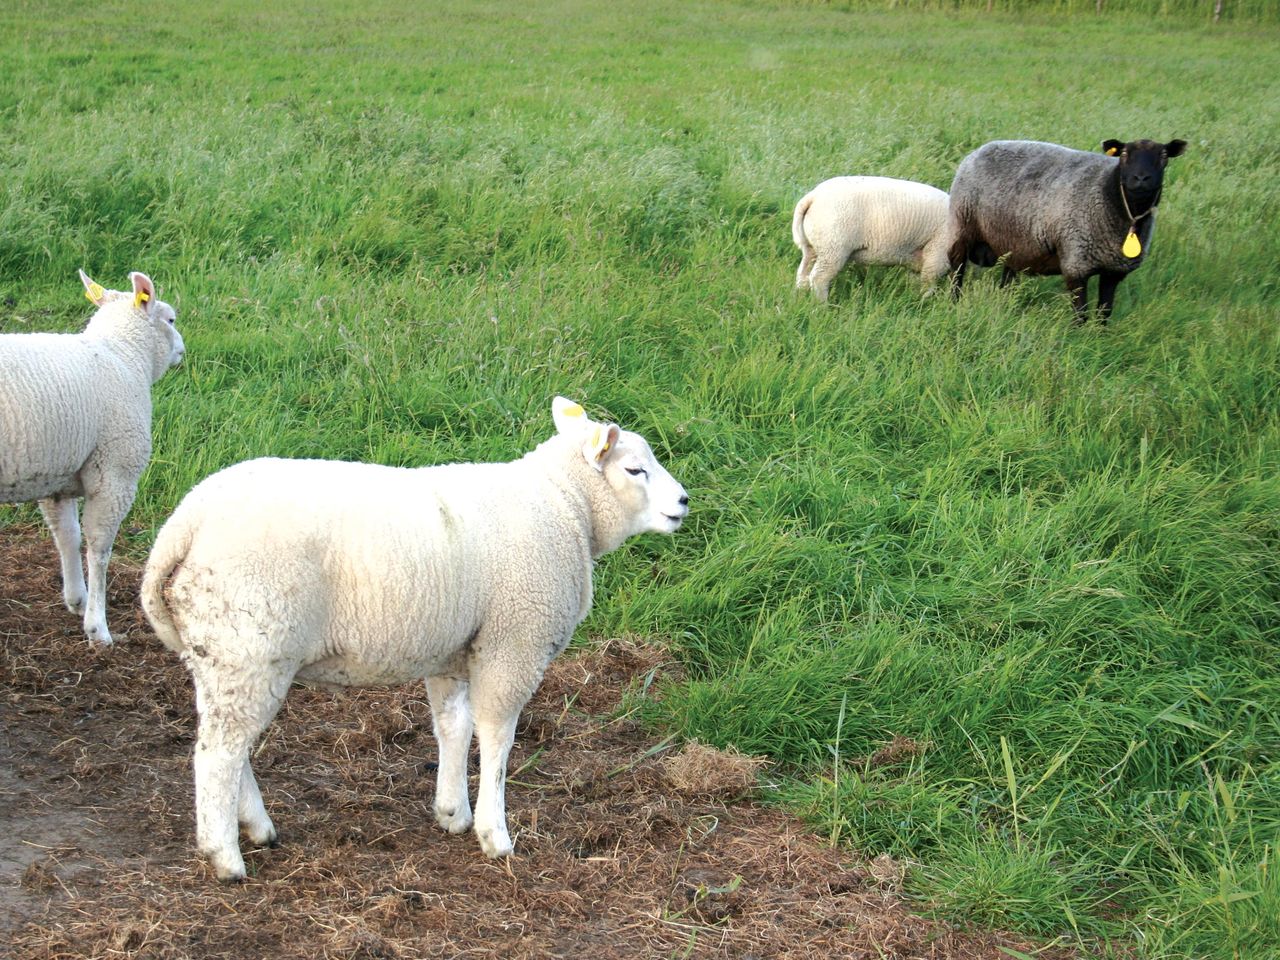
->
[792,175,952,301]
[141,397,689,881]
[0,270,184,644]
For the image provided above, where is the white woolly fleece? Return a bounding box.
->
[0,271,183,644]
[792,175,951,302]
[141,399,688,881]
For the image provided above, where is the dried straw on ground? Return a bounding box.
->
[0,527,1079,959]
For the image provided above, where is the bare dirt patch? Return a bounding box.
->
[0,527,1079,959]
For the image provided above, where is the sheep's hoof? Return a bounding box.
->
[209,854,247,883]
[84,624,113,647]
[245,823,278,848]
[478,829,514,858]
[435,807,473,835]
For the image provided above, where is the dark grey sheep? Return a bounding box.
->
[946,138,1187,323]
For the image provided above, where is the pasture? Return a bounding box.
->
[1,0,1278,957]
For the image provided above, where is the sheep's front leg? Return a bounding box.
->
[426,674,474,835]
[472,706,520,857]
[78,477,136,645]
[468,640,552,858]
[1096,271,1125,325]
[37,497,86,616]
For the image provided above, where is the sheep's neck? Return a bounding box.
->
[84,330,156,386]
[82,316,157,387]
[586,488,629,558]
[536,446,627,559]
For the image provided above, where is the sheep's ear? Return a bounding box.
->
[129,272,156,313]
[79,269,109,306]
[1101,139,1124,157]
[583,423,621,472]
[552,395,590,435]
[1165,139,1187,158]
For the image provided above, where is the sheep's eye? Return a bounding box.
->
[625,466,647,477]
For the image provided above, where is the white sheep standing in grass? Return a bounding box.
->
[792,175,952,301]
[141,397,690,881]
[1,270,183,645]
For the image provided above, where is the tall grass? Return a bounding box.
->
[762,0,1279,24]
[0,1,1277,956]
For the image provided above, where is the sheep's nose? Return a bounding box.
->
[678,494,689,506]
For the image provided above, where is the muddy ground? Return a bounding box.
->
[0,527,1080,959]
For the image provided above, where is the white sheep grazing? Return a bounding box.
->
[140,397,690,881]
[792,175,952,302]
[0,270,184,645]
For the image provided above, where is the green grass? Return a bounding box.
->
[769,0,1280,25]
[1,1,1278,956]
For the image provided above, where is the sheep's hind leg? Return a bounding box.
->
[426,674,474,835]
[193,730,251,881]
[1065,275,1091,325]
[795,247,816,290]
[191,660,292,881]
[919,237,952,297]
[807,253,850,304]
[239,760,277,848]
[78,475,136,645]
[949,260,968,299]
[946,235,970,300]
[37,497,86,616]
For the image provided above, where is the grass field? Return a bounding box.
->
[1,0,1278,956]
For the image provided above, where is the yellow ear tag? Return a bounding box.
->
[1122,230,1142,258]
[590,426,602,448]
[562,403,584,418]
[85,282,105,303]
[1106,147,1118,157]
[134,290,150,308]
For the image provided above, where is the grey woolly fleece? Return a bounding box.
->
[948,140,1155,279]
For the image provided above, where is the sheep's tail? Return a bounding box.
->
[140,514,192,654]
[791,192,815,253]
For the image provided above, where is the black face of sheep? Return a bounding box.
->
[947,137,1188,324]
[1102,138,1188,211]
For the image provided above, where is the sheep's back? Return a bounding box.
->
[166,457,586,679]
[803,177,949,264]
[950,141,1124,272]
